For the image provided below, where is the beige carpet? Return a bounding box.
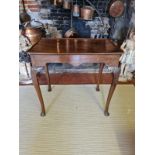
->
[19,85,135,155]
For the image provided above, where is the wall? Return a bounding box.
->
[19,0,134,40]
[19,0,40,12]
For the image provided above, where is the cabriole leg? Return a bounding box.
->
[104,71,119,116]
[31,68,46,116]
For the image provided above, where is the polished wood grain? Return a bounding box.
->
[104,71,120,116]
[30,54,121,67]
[31,68,46,116]
[29,38,122,54]
[28,38,123,116]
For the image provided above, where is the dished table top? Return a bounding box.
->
[28,38,123,55]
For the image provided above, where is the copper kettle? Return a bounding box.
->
[23,20,44,45]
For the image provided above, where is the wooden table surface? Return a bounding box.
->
[29,38,122,54]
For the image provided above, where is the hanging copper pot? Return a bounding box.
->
[57,0,63,3]
[81,6,94,20]
[50,0,57,6]
[52,0,63,6]
[109,0,125,17]
[63,0,71,9]
[73,4,80,17]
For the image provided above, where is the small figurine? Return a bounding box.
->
[119,29,135,82]
[19,29,32,83]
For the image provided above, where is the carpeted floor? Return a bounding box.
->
[19,85,135,155]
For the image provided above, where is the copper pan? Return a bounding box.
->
[109,0,125,17]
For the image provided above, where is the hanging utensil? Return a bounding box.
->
[80,0,95,20]
[20,0,31,23]
[53,0,57,5]
[63,0,71,9]
[73,0,80,17]
[57,0,63,5]
[64,0,78,38]
[53,0,63,6]
[81,6,94,20]
[109,0,125,17]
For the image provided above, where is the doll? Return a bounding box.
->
[119,30,135,82]
[19,29,32,83]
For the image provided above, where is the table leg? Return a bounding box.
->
[24,62,30,78]
[45,64,52,92]
[104,71,119,116]
[96,63,105,91]
[31,68,46,116]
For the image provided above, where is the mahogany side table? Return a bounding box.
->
[28,38,123,116]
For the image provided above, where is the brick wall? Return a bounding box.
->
[19,0,134,39]
[19,0,40,12]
